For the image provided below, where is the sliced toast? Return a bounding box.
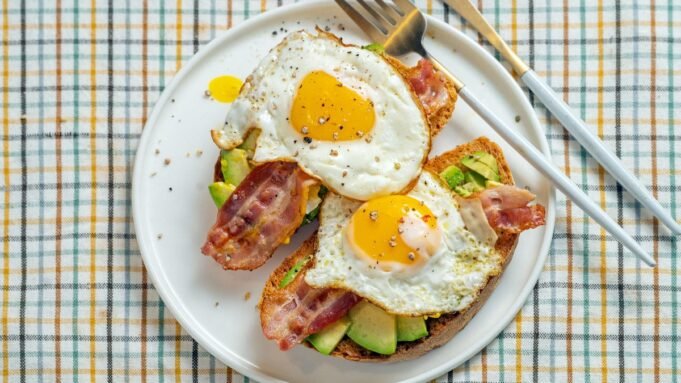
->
[259,137,519,362]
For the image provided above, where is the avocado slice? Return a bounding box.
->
[485,180,504,188]
[454,181,485,197]
[472,151,499,174]
[362,43,385,54]
[307,316,351,355]
[439,165,465,189]
[301,185,329,226]
[396,316,428,342]
[461,152,500,182]
[208,182,236,208]
[279,255,312,288]
[347,301,396,355]
[454,185,473,197]
[464,170,487,189]
[220,148,250,185]
[238,129,260,160]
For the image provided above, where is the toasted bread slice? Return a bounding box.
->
[259,137,519,362]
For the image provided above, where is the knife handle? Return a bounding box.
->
[520,69,681,234]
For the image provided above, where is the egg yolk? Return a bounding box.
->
[346,195,440,271]
[290,71,375,141]
[208,75,243,103]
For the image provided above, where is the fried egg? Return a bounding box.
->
[211,30,430,201]
[304,171,503,316]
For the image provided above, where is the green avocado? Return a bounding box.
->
[362,42,385,54]
[396,316,428,342]
[301,185,329,226]
[461,151,500,182]
[208,182,236,208]
[485,180,504,188]
[279,255,312,288]
[464,170,487,189]
[238,130,260,160]
[220,148,250,185]
[307,316,351,355]
[453,181,485,197]
[347,301,396,355]
[454,185,473,197]
[439,165,465,189]
[473,151,499,173]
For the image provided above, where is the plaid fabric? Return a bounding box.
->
[1,0,678,382]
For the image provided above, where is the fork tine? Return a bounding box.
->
[391,0,417,14]
[375,0,403,18]
[334,0,388,43]
[354,0,392,33]
[356,0,395,27]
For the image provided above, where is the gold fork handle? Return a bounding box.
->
[443,0,529,75]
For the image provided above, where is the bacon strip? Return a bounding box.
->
[262,272,360,350]
[478,185,546,233]
[405,59,452,115]
[201,161,316,270]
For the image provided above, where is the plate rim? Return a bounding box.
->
[132,2,556,382]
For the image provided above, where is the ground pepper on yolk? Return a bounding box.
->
[346,195,439,270]
[290,71,376,141]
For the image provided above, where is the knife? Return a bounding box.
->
[442,0,681,235]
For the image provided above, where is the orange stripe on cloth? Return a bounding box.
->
[174,2,183,381]
[649,1,661,381]
[510,2,523,382]
[562,1,574,381]
[1,0,10,378]
[176,0,182,72]
[596,1,608,381]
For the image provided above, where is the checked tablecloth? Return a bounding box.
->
[1,1,679,382]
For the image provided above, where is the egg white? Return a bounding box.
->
[212,30,430,201]
[304,171,503,316]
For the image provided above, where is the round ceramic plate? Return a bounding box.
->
[132,2,556,382]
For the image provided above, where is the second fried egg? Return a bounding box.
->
[304,171,503,316]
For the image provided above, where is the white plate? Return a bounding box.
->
[132,2,556,382]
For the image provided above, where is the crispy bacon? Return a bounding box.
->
[262,273,360,350]
[478,185,546,233]
[406,59,451,114]
[201,161,316,270]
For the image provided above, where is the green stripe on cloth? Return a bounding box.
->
[0,0,679,382]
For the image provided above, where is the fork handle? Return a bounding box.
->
[521,69,681,235]
[456,85,656,266]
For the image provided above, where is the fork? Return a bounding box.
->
[335,0,656,266]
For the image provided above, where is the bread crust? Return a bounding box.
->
[382,55,458,136]
[259,137,520,362]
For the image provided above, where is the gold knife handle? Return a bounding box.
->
[445,0,529,75]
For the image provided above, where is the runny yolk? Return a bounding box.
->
[346,195,440,271]
[290,71,376,141]
[208,75,243,103]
